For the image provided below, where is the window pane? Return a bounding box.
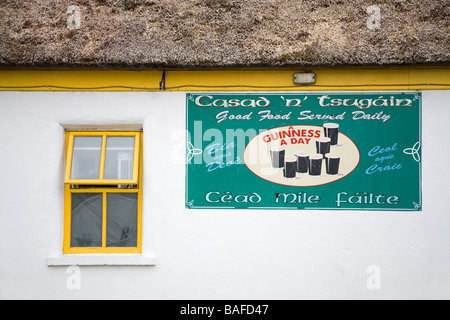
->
[106,193,138,247]
[104,136,135,180]
[71,193,103,247]
[71,136,102,179]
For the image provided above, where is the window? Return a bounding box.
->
[63,131,142,254]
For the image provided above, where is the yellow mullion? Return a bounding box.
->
[64,133,75,183]
[99,134,107,180]
[132,132,140,184]
[64,130,141,135]
[69,188,139,193]
[65,131,142,137]
[62,247,141,254]
[137,132,143,252]
[65,179,138,185]
[62,184,72,253]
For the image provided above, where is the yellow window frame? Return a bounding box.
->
[63,131,143,254]
[64,131,141,185]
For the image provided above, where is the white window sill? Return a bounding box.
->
[47,254,156,266]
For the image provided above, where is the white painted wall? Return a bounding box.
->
[0,90,449,300]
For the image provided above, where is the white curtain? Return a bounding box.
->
[106,193,138,247]
[71,193,103,247]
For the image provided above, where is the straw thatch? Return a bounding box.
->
[0,0,448,69]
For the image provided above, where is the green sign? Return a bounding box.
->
[186,92,422,211]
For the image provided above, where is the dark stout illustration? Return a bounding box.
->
[308,154,323,176]
[325,153,340,175]
[295,151,309,174]
[270,146,285,168]
[283,156,297,178]
[323,123,339,145]
[316,137,331,156]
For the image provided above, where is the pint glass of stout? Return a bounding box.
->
[308,154,323,176]
[283,155,297,178]
[295,151,309,174]
[315,137,331,156]
[323,123,339,146]
[270,146,285,168]
[325,153,340,175]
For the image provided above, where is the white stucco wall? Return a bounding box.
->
[0,90,449,300]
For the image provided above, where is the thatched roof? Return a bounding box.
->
[0,0,449,69]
